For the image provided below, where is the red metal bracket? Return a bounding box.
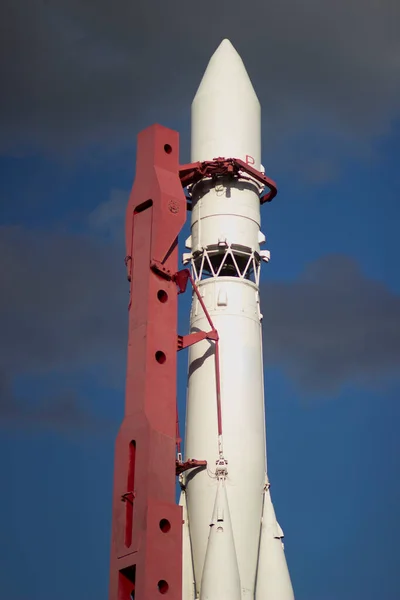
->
[121,491,136,504]
[179,157,277,206]
[177,330,218,351]
[173,268,191,294]
[176,459,208,476]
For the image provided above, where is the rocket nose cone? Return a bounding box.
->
[212,38,240,59]
[191,39,261,163]
[193,38,257,102]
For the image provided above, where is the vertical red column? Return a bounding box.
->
[109,125,187,600]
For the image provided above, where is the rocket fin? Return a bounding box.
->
[255,488,295,600]
[200,479,241,600]
[179,489,196,600]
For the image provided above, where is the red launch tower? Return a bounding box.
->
[108,125,185,600]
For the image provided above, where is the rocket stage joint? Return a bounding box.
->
[178,157,278,209]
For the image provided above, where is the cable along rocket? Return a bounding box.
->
[109,39,294,600]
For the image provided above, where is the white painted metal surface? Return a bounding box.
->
[180,489,196,600]
[200,477,241,600]
[182,39,294,600]
[255,488,295,600]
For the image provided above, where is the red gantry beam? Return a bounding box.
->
[109,125,186,600]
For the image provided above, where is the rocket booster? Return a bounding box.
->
[181,40,295,600]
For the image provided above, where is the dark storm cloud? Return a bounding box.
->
[0,224,126,378]
[1,0,399,157]
[0,381,114,434]
[88,188,128,239]
[262,255,400,393]
[0,223,127,429]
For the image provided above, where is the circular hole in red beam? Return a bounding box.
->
[164,144,172,154]
[158,580,169,594]
[157,290,168,303]
[155,351,166,364]
[159,519,171,533]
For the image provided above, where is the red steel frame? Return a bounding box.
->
[109,124,277,600]
[109,125,186,600]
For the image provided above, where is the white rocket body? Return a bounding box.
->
[182,39,294,600]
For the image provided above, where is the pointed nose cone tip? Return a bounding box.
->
[218,38,235,47]
[194,38,257,100]
[191,38,261,165]
[212,38,240,59]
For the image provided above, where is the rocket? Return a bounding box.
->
[179,39,295,600]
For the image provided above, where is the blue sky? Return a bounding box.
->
[1,2,400,599]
